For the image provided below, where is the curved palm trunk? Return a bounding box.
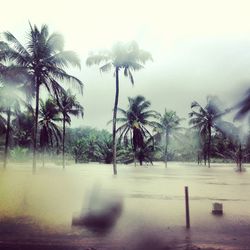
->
[208,126,211,168]
[62,116,66,169]
[32,78,40,174]
[112,67,119,175]
[3,109,11,169]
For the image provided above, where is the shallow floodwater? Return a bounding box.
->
[0,162,250,249]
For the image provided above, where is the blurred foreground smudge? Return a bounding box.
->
[72,184,123,234]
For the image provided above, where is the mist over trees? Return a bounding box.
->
[0,23,249,173]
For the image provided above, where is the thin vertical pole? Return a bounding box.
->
[185,186,190,229]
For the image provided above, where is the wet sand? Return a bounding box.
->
[0,162,250,249]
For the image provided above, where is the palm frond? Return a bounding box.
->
[86,53,110,66]
[99,62,112,73]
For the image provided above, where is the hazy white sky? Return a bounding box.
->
[1,0,250,129]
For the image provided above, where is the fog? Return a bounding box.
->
[1,0,250,129]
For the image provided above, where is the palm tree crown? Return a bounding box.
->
[189,96,221,167]
[117,95,157,165]
[86,41,152,80]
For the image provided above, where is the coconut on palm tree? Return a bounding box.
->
[57,89,83,168]
[86,41,152,174]
[153,110,182,167]
[0,23,83,173]
[116,95,157,166]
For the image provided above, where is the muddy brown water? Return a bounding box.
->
[0,162,250,250]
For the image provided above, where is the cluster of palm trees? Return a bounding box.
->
[65,95,183,168]
[38,91,83,168]
[115,95,183,167]
[0,24,83,171]
[0,24,155,174]
[189,95,250,170]
[0,23,249,175]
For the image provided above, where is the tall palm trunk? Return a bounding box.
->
[3,109,11,169]
[134,151,136,167]
[42,148,45,168]
[238,144,242,172]
[112,67,119,175]
[164,132,168,167]
[32,78,40,174]
[208,126,211,168]
[62,116,66,169]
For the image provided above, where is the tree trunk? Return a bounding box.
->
[32,78,40,174]
[62,116,66,169]
[134,151,136,167]
[112,67,119,175]
[3,109,11,169]
[42,149,45,168]
[239,144,242,172]
[164,132,168,167]
[139,158,143,166]
[208,126,211,168]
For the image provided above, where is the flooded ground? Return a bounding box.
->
[0,161,250,249]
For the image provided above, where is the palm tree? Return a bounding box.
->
[137,137,158,166]
[57,89,83,168]
[86,41,152,175]
[95,132,113,164]
[12,110,34,148]
[0,86,20,168]
[116,95,157,166]
[214,122,248,172]
[153,110,182,167]
[189,96,221,167]
[0,23,83,173]
[39,98,62,167]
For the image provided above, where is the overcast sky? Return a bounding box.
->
[1,0,250,130]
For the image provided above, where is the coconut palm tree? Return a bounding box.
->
[39,98,62,167]
[214,122,249,171]
[137,137,159,166]
[0,86,20,168]
[12,110,34,148]
[116,95,157,166]
[57,89,83,168]
[189,97,222,167]
[153,110,183,167]
[86,41,152,174]
[0,23,83,173]
[95,132,113,164]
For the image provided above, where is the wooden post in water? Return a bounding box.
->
[185,186,190,229]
